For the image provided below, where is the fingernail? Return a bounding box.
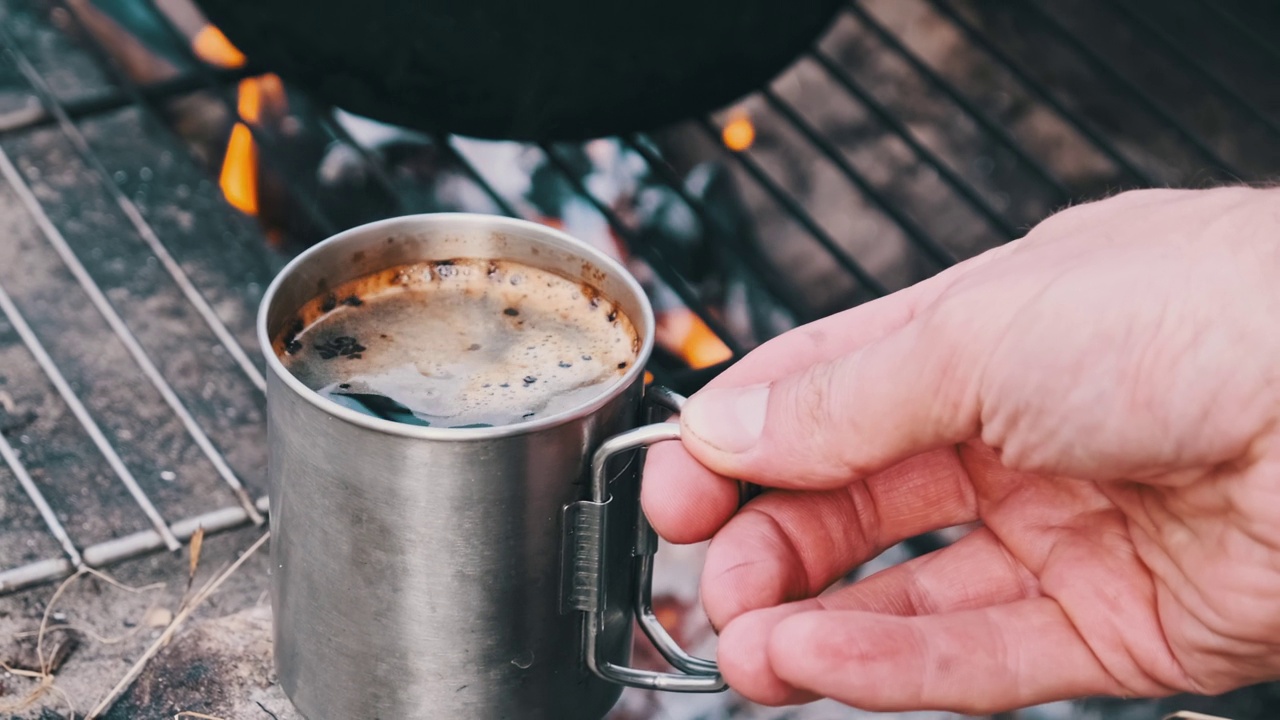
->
[683,384,769,454]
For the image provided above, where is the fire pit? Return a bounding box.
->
[1,0,1280,718]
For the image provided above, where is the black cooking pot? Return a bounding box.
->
[193,0,842,141]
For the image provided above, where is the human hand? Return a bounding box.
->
[641,187,1280,713]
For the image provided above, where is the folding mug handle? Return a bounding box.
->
[563,386,750,693]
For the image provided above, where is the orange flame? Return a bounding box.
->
[191,25,245,69]
[721,111,755,152]
[656,309,733,370]
[238,78,263,124]
[192,24,289,217]
[220,123,257,215]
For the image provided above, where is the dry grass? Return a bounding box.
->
[0,567,164,717]
[0,526,267,720]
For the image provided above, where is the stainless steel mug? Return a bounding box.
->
[257,214,724,720]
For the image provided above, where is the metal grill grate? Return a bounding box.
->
[1,0,1279,593]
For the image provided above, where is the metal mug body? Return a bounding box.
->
[258,214,653,720]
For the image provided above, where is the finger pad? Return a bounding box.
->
[642,443,738,544]
[719,608,819,706]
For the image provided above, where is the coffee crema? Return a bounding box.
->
[273,258,640,429]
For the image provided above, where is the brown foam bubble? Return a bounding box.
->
[275,258,640,428]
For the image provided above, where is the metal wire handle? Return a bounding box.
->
[569,386,727,692]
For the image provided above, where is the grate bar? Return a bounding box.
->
[0,431,85,569]
[0,495,268,595]
[80,494,267,567]
[437,135,523,219]
[319,109,411,216]
[0,557,73,595]
[920,0,1158,186]
[0,147,264,523]
[0,66,256,138]
[762,87,959,267]
[1193,0,1280,67]
[1020,1,1244,178]
[1108,1,1280,141]
[696,118,890,296]
[0,33,269,394]
[539,142,748,357]
[621,134,814,323]
[809,49,1021,240]
[844,2,1073,203]
[0,276,180,551]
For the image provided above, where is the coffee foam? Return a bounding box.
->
[275,258,640,428]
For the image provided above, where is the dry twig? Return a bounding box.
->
[86,531,270,719]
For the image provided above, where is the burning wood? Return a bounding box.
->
[190,24,287,217]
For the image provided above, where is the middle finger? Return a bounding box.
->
[700,446,977,630]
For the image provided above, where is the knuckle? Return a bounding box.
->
[771,358,866,480]
[798,360,841,433]
[842,476,884,552]
[813,354,885,478]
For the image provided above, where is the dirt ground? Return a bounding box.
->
[0,529,979,720]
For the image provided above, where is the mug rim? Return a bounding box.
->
[256,212,657,440]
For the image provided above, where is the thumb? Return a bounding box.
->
[679,317,981,489]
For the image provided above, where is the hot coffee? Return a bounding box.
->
[273,257,640,429]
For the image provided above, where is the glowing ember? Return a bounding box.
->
[656,309,732,369]
[191,25,245,69]
[220,123,257,215]
[721,111,755,152]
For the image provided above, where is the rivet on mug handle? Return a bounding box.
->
[568,386,729,693]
